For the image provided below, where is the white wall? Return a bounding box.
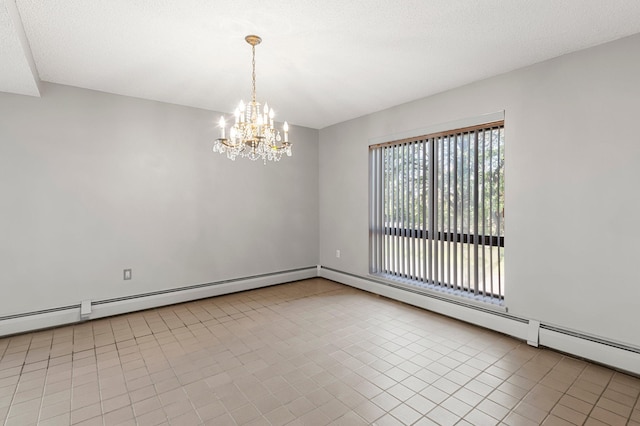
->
[0,83,319,316]
[319,33,640,349]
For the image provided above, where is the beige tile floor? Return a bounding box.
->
[0,278,639,426]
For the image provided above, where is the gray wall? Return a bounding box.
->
[319,33,640,348]
[0,83,319,316]
[2,33,639,353]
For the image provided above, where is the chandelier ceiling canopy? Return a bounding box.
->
[213,35,291,163]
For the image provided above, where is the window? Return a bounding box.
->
[369,121,505,303]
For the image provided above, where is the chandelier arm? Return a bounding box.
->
[220,139,242,148]
[268,143,290,151]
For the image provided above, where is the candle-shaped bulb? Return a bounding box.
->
[239,100,245,122]
[269,108,274,127]
[283,121,289,142]
[219,116,226,139]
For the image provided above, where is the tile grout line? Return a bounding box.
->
[1,279,640,426]
[537,354,587,426]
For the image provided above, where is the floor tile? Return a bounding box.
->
[0,278,638,426]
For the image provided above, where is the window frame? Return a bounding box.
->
[369,119,505,304]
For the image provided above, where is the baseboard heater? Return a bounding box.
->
[0,266,317,338]
[540,324,640,355]
[3,265,638,376]
[319,266,640,376]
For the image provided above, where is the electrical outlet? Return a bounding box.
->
[336,250,341,258]
[123,269,132,280]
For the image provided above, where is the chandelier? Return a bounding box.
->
[213,35,291,163]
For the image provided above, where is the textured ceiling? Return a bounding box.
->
[2,0,640,129]
[0,0,39,96]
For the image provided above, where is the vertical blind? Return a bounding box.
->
[369,121,505,301]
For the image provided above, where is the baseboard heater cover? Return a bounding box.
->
[319,266,529,341]
[320,266,640,376]
[5,265,639,376]
[0,266,317,337]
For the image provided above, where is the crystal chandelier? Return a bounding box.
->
[213,35,291,163]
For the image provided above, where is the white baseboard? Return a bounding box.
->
[0,309,80,339]
[0,267,317,337]
[539,327,640,376]
[4,265,639,377]
[320,267,640,376]
[319,267,529,340]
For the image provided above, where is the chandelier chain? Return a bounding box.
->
[251,44,257,103]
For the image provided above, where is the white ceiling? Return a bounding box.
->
[2,0,640,129]
[0,0,38,96]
